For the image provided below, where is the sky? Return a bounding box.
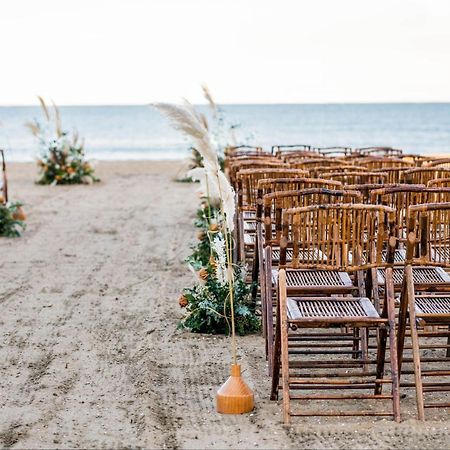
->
[0,0,449,105]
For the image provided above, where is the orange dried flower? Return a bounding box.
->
[198,268,209,281]
[197,230,206,241]
[179,294,188,308]
[12,206,26,221]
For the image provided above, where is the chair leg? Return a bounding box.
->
[360,328,369,373]
[278,269,291,424]
[270,282,281,400]
[385,267,401,422]
[251,250,259,302]
[265,246,275,374]
[397,277,409,373]
[405,265,425,420]
[446,325,450,358]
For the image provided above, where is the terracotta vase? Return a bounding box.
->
[216,364,254,414]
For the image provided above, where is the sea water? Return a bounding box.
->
[0,103,448,161]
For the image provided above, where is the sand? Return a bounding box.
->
[1,160,450,449]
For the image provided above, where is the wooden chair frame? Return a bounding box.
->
[0,149,8,204]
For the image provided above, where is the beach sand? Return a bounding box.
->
[2,160,450,449]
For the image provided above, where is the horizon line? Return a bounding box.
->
[1,100,450,107]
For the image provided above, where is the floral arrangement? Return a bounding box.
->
[0,150,26,237]
[155,100,260,337]
[25,97,99,185]
[0,202,26,237]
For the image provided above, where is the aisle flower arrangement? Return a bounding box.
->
[0,150,26,237]
[155,100,260,337]
[26,97,99,185]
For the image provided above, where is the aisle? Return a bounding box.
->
[1,161,450,449]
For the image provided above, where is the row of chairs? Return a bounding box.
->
[225,145,450,424]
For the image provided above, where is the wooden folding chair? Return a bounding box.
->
[256,189,363,371]
[0,149,8,204]
[397,203,450,419]
[271,204,400,423]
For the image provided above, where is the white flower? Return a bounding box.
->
[212,233,227,285]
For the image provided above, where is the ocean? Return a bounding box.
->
[0,103,449,162]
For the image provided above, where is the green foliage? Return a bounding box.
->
[186,233,211,270]
[185,205,220,270]
[0,203,25,237]
[179,265,260,336]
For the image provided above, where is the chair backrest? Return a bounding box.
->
[226,145,263,155]
[403,168,450,185]
[372,167,413,184]
[271,144,312,156]
[289,158,346,171]
[280,203,395,271]
[405,202,450,269]
[360,156,413,171]
[357,147,403,157]
[262,189,363,245]
[427,158,450,170]
[369,185,441,243]
[229,159,287,186]
[311,165,366,178]
[314,146,354,157]
[0,149,7,204]
[402,154,437,167]
[345,183,401,203]
[256,177,343,204]
[281,151,323,163]
[236,168,308,210]
[428,178,450,188]
[322,171,388,185]
[225,154,279,171]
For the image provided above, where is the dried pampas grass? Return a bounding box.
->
[202,83,217,118]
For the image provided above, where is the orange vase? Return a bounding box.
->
[216,364,254,414]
